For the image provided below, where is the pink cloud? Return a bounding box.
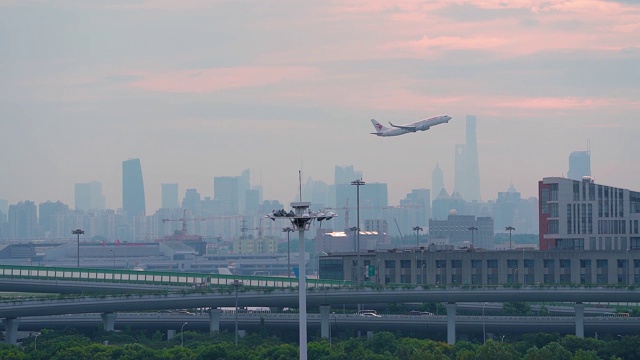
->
[129,66,320,93]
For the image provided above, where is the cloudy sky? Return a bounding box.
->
[1,0,639,212]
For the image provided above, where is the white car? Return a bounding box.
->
[359,312,382,318]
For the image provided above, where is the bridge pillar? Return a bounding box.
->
[575,302,584,339]
[2,318,20,345]
[101,312,117,332]
[208,308,222,333]
[320,305,330,339]
[445,302,456,345]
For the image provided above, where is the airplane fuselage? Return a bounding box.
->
[371,115,451,137]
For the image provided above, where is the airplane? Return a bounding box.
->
[370,115,452,137]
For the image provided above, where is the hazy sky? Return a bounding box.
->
[1,0,639,213]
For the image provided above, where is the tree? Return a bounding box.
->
[503,302,531,316]
[572,349,601,360]
[475,340,519,360]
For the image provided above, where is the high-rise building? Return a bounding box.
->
[453,115,482,202]
[568,150,591,181]
[539,176,640,251]
[182,189,201,211]
[75,181,105,211]
[214,176,239,215]
[238,169,250,214]
[161,183,179,209]
[8,201,37,239]
[465,115,481,202]
[39,201,69,236]
[429,214,494,249]
[431,163,444,206]
[122,159,146,219]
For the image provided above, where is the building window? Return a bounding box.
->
[580,259,591,268]
[507,259,518,268]
[436,260,446,269]
[385,260,396,269]
[543,259,554,269]
[487,259,498,268]
[560,259,571,268]
[400,260,411,269]
[524,259,534,268]
[451,260,462,268]
[597,259,608,268]
[548,220,559,234]
[471,259,482,268]
[416,260,426,268]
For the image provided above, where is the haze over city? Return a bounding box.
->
[1,1,639,212]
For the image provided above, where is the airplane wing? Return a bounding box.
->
[389,122,417,131]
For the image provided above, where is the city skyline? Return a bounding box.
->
[2,1,639,212]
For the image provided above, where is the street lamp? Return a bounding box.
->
[283,227,294,278]
[233,279,242,345]
[34,332,40,351]
[109,249,115,269]
[482,302,488,343]
[351,179,365,287]
[506,226,515,250]
[348,226,358,282]
[468,226,477,248]
[180,322,188,347]
[72,229,84,268]
[412,226,423,247]
[266,199,336,360]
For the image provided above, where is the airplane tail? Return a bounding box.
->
[370,119,387,134]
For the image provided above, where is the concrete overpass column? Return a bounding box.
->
[101,312,117,332]
[208,308,222,333]
[575,302,584,339]
[2,318,20,345]
[320,305,330,339]
[445,302,456,345]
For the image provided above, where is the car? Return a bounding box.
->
[406,310,422,316]
[359,312,382,318]
[420,312,435,316]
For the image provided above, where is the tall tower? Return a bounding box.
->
[568,150,591,181]
[431,163,444,204]
[122,159,146,218]
[465,115,481,202]
[161,183,179,209]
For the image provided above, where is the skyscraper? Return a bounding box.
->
[161,183,179,209]
[122,159,146,218]
[214,176,239,215]
[8,201,37,239]
[75,181,105,210]
[453,115,482,202]
[465,115,482,202]
[567,150,591,181]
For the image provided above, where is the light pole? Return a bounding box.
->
[348,226,358,282]
[468,226,477,248]
[351,179,365,287]
[506,226,515,250]
[180,322,188,347]
[482,302,488,343]
[34,332,40,351]
[413,226,423,247]
[266,199,335,360]
[72,229,84,268]
[233,279,242,345]
[283,227,294,278]
[109,249,115,269]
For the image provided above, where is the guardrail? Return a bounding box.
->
[0,264,353,289]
